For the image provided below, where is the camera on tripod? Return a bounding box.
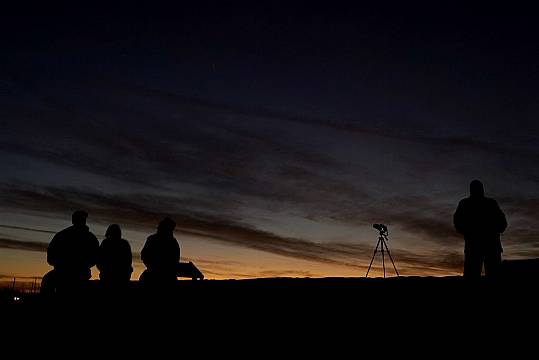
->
[372,223,388,235]
[366,223,399,278]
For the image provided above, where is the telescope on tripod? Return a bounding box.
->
[365,224,399,278]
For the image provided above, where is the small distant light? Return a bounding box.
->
[13,296,20,301]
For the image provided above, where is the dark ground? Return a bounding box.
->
[3,275,537,320]
[2,275,537,352]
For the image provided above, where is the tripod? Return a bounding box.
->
[365,225,399,278]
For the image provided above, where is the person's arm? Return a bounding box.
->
[174,238,180,263]
[453,200,467,235]
[88,234,100,268]
[47,234,59,266]
[141,237,153,268]
[494,200,508,234]
[96,242,105,272]
[123,239,133,270]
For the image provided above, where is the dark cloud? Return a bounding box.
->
[0,237,48,252]
[1,80,341,187]
[109,81,539,171]
[0,183,367,267]
[4,79,538,211]
[391,250,463,275]
[2,180,537,275]
[3,80,538,240]
[494,197,539,258]
[104,82,539,168]
[0,183,469,274]
[0,224,56,235]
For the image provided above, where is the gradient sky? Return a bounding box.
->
[1,3,538,280]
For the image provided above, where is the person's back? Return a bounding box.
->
[97,224,133,287]
[140,217,180,286]
[44,210,99,294]
[454,180,507,278]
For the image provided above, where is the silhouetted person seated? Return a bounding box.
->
[139,217,181,288]
[454,180,508,279]
[97,224,133,290]
[41,210,99,295]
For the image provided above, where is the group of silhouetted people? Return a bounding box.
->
[41,211,183,295]
[41,179,508,295]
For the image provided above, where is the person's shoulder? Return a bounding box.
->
[484,197,501,207]
[87,230,99,241]
[53,226,73,238]
[146,233,158,241]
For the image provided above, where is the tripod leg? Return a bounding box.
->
[381,239,386,278]
[382,237,400,277]
[365,239,381,278]
[386,247,399,277]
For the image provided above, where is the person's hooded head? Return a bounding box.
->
[105,224,122,239]
[72,210,88,227]
[157,217,176,235]
[469,180,485,198]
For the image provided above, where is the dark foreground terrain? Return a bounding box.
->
[2,274,538,352]
[3,275,538,320]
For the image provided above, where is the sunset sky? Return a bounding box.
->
[1,3,538,280]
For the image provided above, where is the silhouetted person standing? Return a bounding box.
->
[140,217,180,287]
[97,224,133,289]
[42,210,100,294]
[454,180,508,279]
